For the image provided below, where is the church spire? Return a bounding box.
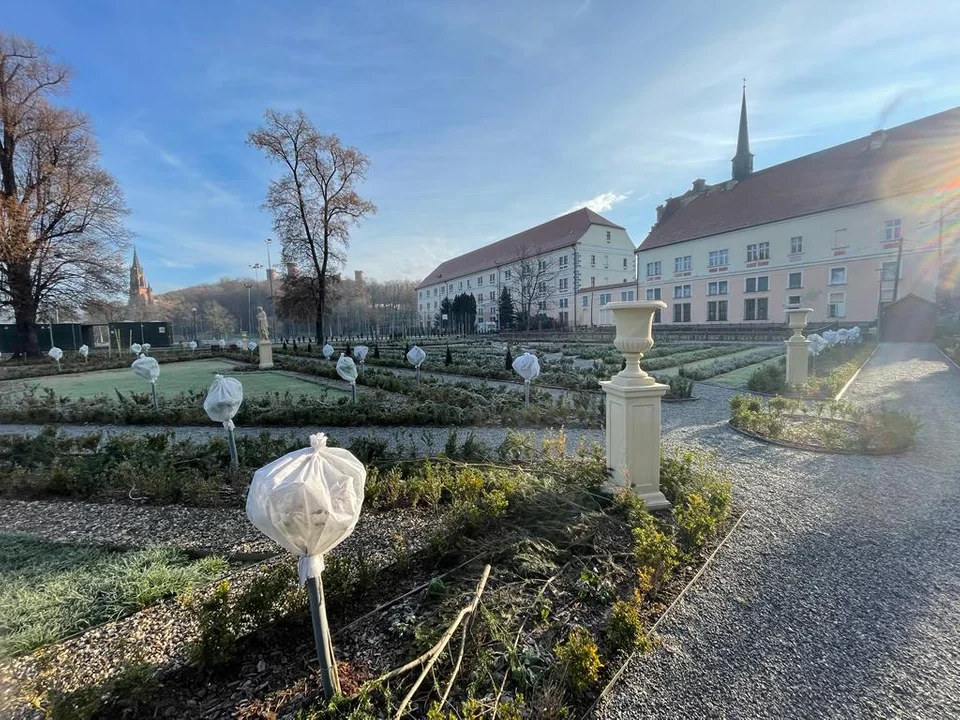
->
[731,82,754,182]
[132,246,141,270]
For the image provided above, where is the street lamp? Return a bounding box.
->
[243,283,254,334]
[191,307,198,342]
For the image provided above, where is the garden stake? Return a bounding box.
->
[524,380,530,405]
[306,573,340,700]
[226,424,238,467]
[351,383,357,404]
[150,382,158,408]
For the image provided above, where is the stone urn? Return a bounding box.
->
[785,307,814,340]
[607,300,667,387]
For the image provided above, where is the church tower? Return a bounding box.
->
[129,248,154,306]
[731,85,754,182]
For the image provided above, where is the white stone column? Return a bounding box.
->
[259,342,274,369]
[784,308,813,386]
[600,300,670,510]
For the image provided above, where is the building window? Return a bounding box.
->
[623,258,628,269]
[559,298,569,308]
[673,303,691,323]
[787,295,801,307]
[537,301,546,311]
[603,254,609,267]
[790,236,803,254]
[829,267,847,285]
[606,230,612,241]
[477,276,483,286]
[433,288,438,296]
[504,270,511,280]
[788,272,802,289]
[708,249,729,267]
[707,280,728,296]
[591,254,596,267]
[707,300,728,322]
[599,293,612,306]
[489,291,495,301]
[673,284,691,299]
[674,255,692,273]
[828,292,846,318]
[590,276,595,286]
[620,290,635,301]
[582,296,589,308]
[881,261,898,281]
[646,288,661,301]
[558,255,568,269]
[538,260,546,271]
[458,281,463,290]
[834,228,848,248]
[746,242,770,262]
[559,278,569,291]
[885,218,902,241]
[745,276,769,293]
[646,261,661,277]
[467,280,471,288]
[419,291,423,299]
[489,273,495,283]
[744,297,769,321]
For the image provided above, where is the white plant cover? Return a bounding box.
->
[822,330,839,345]
[512,352,541,382]
[837,328,851,343]
[246,433,366,583]
[78,345,89,358]
[218,338,227,349]
[188,341,198,351]
[131,356,160,383]
[204,374,243,430]
[807,334,827,356]
[850,326,862,342]
[322,343,334,359]
[353,345,369,362]
[248,340,258,351]
[131,343,142,355]
[141,343,151,353]
[337,355,358,384]
[48,347,63,361]
[406,345,426,369]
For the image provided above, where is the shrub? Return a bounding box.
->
[664,374,694,399]
[632,514,679,593]
[505,346,513,370]
[445,345,453,366]
[373,344,381,359]
[747,361,786,393]
[606,594,650,654]
[554,626,602,693]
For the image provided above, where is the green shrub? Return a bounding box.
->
[554,626,602,693]
[664,374,694,399]
[606,595,650,654]
[632,514,679,593]
[747,361,786,393]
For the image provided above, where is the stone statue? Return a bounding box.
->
[256,306,270,342]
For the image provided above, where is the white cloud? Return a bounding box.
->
[565,191,629,214]
[160,258,195,269]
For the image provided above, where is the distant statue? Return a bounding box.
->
[256,306,270,342]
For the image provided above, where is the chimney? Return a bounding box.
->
[868,129,886,150]
[692,178,707,193]
[354,270,364,284]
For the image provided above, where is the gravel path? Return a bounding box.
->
[600,343,960,720]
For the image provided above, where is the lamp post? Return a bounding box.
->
[191,307,198,342]
[265,238,277,338]
[243,283,254,334]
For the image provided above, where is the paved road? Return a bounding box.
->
[601,343,960,720]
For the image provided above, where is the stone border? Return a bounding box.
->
[833,344,879,401]
[936,346,960,372]
[726,419,913,456]
[662,396,699,403]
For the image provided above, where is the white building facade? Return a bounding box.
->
[636,99,960,326]
[417,208,637,330]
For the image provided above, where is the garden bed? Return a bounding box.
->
[728,395,919,455]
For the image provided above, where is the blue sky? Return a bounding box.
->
[7,0,960,292]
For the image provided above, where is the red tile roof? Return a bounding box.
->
[639,106,960,251]
[418,208,624,288]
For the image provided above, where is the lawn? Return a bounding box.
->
[649,346,777,378]
[16,359,350,400]
[708,355,786,390]
[0,533,227,657]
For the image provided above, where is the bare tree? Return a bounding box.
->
[201,300,235,339]
[507,244,560,330]
[248,110,375,341]
[0,33,129,355]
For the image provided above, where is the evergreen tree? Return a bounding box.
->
[445,345,453,365]
[505,346,513,370]
[282,340,288,351]
[307,341,312,353]
[293,339,298,351]
[373,344,380,359]
[498,287,515,330]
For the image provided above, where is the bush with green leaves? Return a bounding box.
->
[746,359,787,394]
[678,346,785,380]
[554,626,603,693]
[606,593,651,654]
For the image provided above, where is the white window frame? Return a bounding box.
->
[745,276,768,293]
[787,295,801,307]
[620,290,635,301]
[790,236,803,254]
[673,284,691,299]
[606,230,612,241]
[707,299,728,322]
[829,267,847,285]
[828,292,846,318]
[646,261,661,277]
[558,256,568,269]
[885,218,902,242]
[674,256,692,273]
[558,298,569,309]
[708,249,729,267]
[646,288,661,301]
[673,303,691,323]
[834,228,848,249]
[559,277,569,291]
[503,271,510,281]
[788,271,803,290]
[599,293,612,306]
[581,295,589,308]
[743,297,769,321]
[881,261,898,281]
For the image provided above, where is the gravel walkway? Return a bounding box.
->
[600,343,960,720]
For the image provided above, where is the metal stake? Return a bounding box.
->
[227,425,238,467]
[351,383,357,404]
[525,380,530,405]
[151,382,158,408]
[306,573,341,700]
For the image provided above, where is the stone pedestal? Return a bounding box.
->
[258,342,274,370]
[785,338,810,385]
[601,378,670,509]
